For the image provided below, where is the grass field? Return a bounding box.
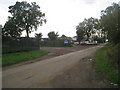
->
[93,44,119,84]
[2,50,49,66]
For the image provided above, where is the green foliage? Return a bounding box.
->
[48,31,59,40]
[60,34,67,40]
[3,18,23,38]
[76,25,84,43]
[100,3,120,44]
[76,17,99,41]
[107,43,120,68]
[93,44,119,84]
[35,33,43,41]
[93,36,105,43]
[3,1,46,38]
[2,50,49,66]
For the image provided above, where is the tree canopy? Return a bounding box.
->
[35,33,42,40]
[76,2,120,44]
[48,31,59,40]
[60,34,67,40]
[3,18,22,38]
[76,17,99,41]
[3,1,46,38]
[76,24,84,43]
[100,3,120,44]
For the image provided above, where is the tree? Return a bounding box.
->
[60,34,67,40]
[48,31,59,40]
[0,25,2,41]
[35,33,42,41]
[76,24,84,43]
[76,17,99,41]
[84,17,99,40]
[99,3,120,67]
[3,18,23,38]
[4,1,46,38]
[100,3,120,44]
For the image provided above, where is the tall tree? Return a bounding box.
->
[48,31,59,40]
[100,3,120,44]
[60,34,67,40]
[84,17,99,40]
[76,23,84,43]
[0,25,2,41]
[99,3,120,68]
[4,1,46,38]
[76,17,99,41]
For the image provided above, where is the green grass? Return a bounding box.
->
[2,50,49,66]
[0,55,2,67]
[93,44,119,84]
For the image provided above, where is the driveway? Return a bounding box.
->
[3,45,103,88]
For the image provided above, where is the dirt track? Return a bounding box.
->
[3,45,116,88]
[51,56,113,88]
[3,45,106,88]
[3,45,95,70]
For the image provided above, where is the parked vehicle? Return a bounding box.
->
[80,41,97,45]
[74,41,79,45]
[80,41,88,45]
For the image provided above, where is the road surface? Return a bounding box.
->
[3,45,103,88]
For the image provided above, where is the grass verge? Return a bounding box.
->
[2,50,49,67]
[93,44,119,84]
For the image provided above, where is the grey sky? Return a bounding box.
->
[0,0,119,38]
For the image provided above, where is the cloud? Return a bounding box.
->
[82,0,97,4]
[0,0,119,37]
[0,0,14,5]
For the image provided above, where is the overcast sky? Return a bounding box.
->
[0,0,119,38]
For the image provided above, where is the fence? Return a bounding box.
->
[3,38,72,54]
[39,40,72,47]
[2,38,39,54]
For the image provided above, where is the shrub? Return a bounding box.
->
[107,43,120,68]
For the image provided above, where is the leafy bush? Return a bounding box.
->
[107,43,120,68]
[93,44,119,84]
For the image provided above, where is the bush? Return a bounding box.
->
[107,43,120,68]
[93,36,105,43]
[93,44,119,84]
